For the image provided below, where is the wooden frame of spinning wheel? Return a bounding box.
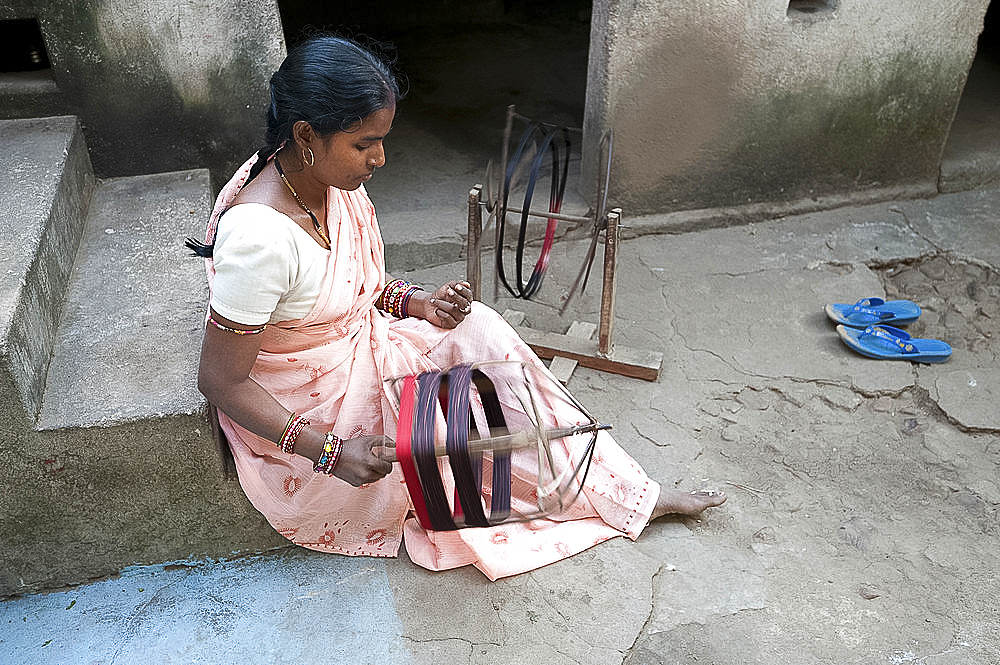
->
[465,185,663,382]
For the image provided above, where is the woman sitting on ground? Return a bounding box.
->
[190,34,724,580]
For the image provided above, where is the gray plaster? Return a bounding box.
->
[584,0,992,213]
[1,0,285,183]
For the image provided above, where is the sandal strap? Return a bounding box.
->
[863,325,917,354]
[851,298,893,321]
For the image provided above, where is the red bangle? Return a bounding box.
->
[279,415,309,454]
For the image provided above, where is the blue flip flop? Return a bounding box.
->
[836,324,952,363]
[825,298,921,327]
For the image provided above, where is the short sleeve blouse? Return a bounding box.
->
[210,203,328,325]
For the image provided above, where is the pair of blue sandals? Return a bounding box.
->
[825,298,952,363]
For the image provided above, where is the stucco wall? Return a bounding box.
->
[585,0,991,215]
[1,0,286,185]
[3,1,992,216]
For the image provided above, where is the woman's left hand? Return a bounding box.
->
[410,280,473,329]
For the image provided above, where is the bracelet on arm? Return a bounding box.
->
[279,414,309,454]
[378,279,423,318]
[281,412,296,438]
[314,431,344,475]
[208,316,267,335]
[378,279,404,311]
[399,285,420,318]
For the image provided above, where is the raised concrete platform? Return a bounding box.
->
[939,44,1000,193]
[0,117,285,598]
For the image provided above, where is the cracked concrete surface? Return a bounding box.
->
[3,187,998,663]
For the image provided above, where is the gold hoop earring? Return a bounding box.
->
[303,147,315,167]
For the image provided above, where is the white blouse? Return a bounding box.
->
[210,203,328,325]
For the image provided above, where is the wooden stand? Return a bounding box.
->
[466,185,662,382]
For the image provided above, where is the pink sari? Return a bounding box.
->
[204,155,660,580]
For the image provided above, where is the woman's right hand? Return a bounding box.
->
[408,280,473,329]
[332,435,394,486]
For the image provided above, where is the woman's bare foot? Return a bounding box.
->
[651,488,727,520]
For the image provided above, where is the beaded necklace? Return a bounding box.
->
[274,157,331,249]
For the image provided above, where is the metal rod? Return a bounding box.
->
[377,424,610,463]
[496,204,591,225]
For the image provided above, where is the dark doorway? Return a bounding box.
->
[0,18,51,72]
[940,1,1000,192]
[274,1,592,216]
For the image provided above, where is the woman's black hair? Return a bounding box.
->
[186,34,404,257]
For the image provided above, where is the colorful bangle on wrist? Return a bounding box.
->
[379,279,422,318]
[314,431,343,475]
[281,412,296,437]
[279,414,309,454]
[378,279,402,311]
[400,285,419,318]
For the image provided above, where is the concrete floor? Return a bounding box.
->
[3,182,1000,665]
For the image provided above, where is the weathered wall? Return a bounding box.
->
[0,0,286,186]
[2,1,993,214]
[584,0,992,215]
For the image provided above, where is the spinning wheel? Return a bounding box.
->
[481,107,611,306]
[494,122,572,299]
[466,106,662,381]
[381,361,607,531]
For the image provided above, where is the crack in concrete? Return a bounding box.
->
[888,205,947,254]
[910,385,1000,436]
[536,591,573,628]
[680,339,917,401]
[399,635,478,664]
[876,252,1000,364]
[621,564,662,665]
[643,405,691,438]
[707,267,783,278]
[713,378,994,439]
[645,261,678,338]
[834,380,915,401]
[401,635,480,646]
[630,422,662,448]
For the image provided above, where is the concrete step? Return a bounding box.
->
[37,170,212,430]
[0,116,95,422]
[0,129,284,596]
